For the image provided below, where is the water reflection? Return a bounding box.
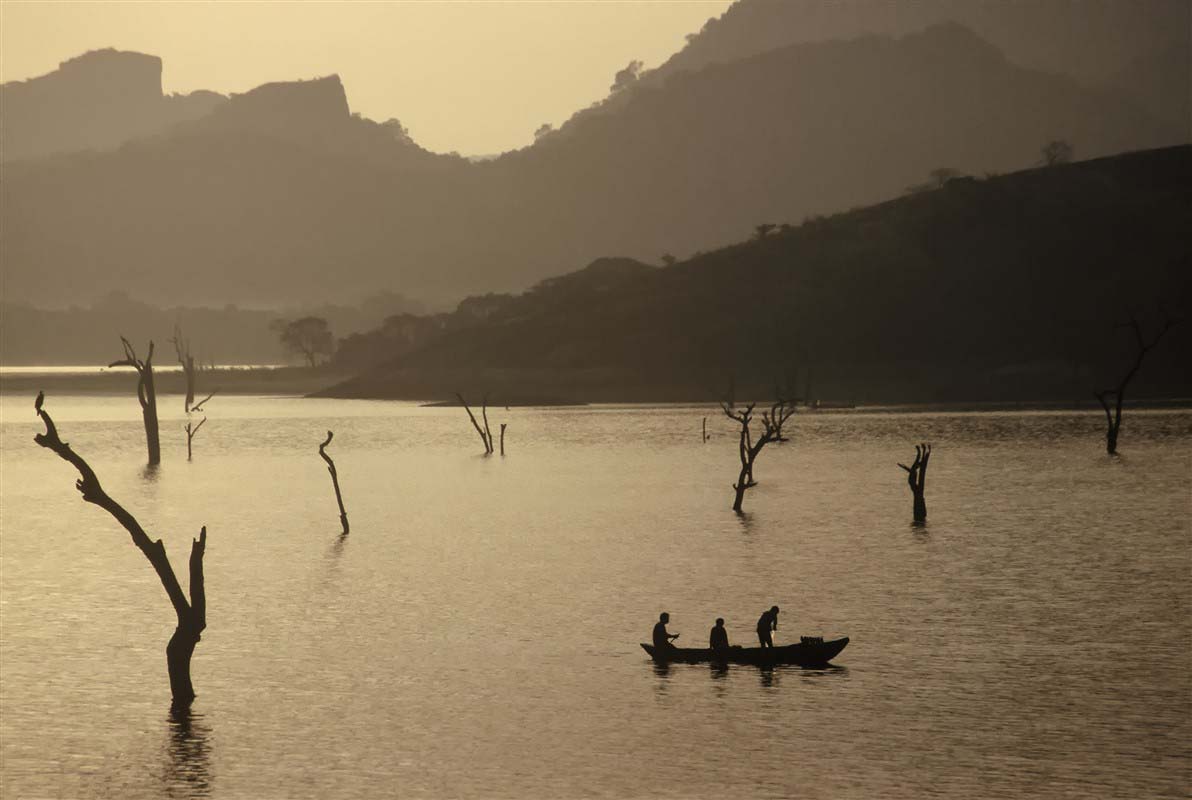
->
[327,532,349,560]
[652,660,672,697]
[140,463,162,483]
[708,663,730,698]
[163,705,212,799]
[799,665,848,686]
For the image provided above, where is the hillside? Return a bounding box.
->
[321,146,1192,404]
[2,24,1180,310]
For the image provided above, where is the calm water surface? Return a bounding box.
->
[1,395,1189,799]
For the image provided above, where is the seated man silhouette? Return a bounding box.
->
[709,618,730,652]
[756,605,780,648]
[653,612,680,650]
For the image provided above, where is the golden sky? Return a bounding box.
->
[1,0,732,155]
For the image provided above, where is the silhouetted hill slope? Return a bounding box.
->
[653,0,1190,125]
[0,49,225,161]
[323,147,1192,403]
[2,26,1179,309]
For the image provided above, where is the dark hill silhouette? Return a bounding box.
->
[321,146,1192,404]
[0,49,225,162]
[1,25,1181,309]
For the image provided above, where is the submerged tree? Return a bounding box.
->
[174,323,209,461]
[184,390,216,461]
[1094,315,1177,455]
[34,394,208,706]
[318,431,350,535]
[170,325,197,412]
[721,401,783,512]
[185,417,207,461]
[898,443,931,523]
[456,392,496,455]
[110,337,161,465]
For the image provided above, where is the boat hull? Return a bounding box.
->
[640,637,848,666]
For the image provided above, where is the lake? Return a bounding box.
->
[1,394,1189,799]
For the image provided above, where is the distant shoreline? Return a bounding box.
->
[0,365,345,398]
[2,366,1188,414]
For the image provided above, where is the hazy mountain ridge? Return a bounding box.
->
[0,49,226,162]
[322,146,1192,403]
[651,0,1190,105]
[1,24,1181,311]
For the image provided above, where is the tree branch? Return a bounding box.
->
[456,392,491,453]
[34,395,192,624]
[190,390,218,413]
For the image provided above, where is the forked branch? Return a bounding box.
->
[34,394,207,704]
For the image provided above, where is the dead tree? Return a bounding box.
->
[184,390,216,461]
[481,397,495,452]
[171,326,197,412]
[721,401,782,512]
[456,392,493,454]
[500,423,507,456]
[185,418,207,461]
[318,431,350,535]
[34,394,208,706]
[898,443,931,523]
[110,337,161,465]
[1094,314,1177,455]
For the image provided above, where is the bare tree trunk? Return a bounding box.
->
[1094,314,1177,455]
[732,462,750,512]
[456,392,493,454]
[481,396,494,453]
[1094,392,1121,455]
[722,401,780,513]
[702,417,707,442]
[185,391,214,461]
[318,431,350,535]
[172,327,196,413]
[34,394,207,706]
[898,443,931,523]
[500,423,507,456]
[110,337,161,465]
[167,530,206,703]
[185,418,206,461]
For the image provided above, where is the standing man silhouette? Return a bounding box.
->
[756,606,780,648]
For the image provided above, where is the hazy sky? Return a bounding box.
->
[1,0,732,155]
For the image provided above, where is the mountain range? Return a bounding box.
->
[2,2,1188,312]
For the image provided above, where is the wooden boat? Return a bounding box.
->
[640,636,849,667]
